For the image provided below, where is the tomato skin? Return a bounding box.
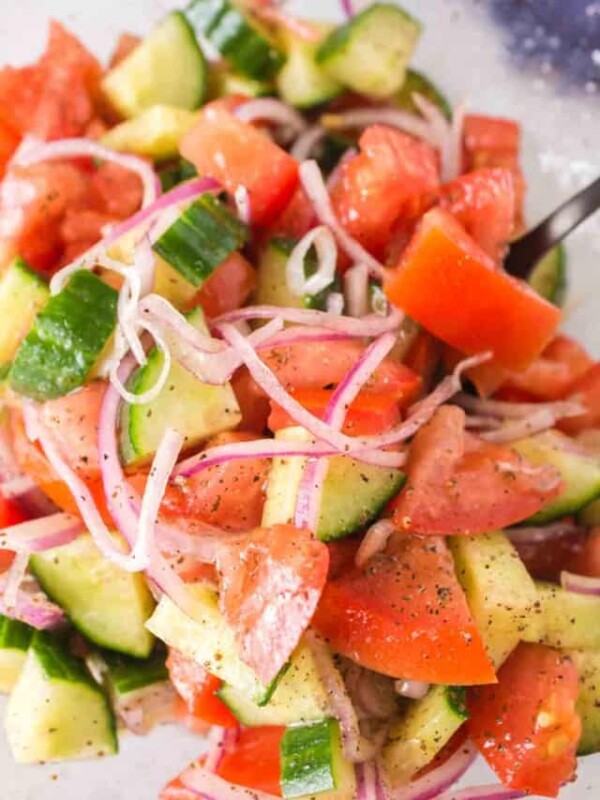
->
[268,186,316,241]
[314,532,495,685]
[558,363,600,436]
[261,339,421,400]
[468,643,580,798]
[231,368,271,435]
[404,331,442,394]
[89,161,143,219]
[331,125,439,260]
[440,167,515,261]
[384,208,561,372]
[161,432,269,532]
[166,649,238,729]
[181,105,299,227]
[218,525,329,684]
[390,406,563,535]
[195,253,257,319]
[0,497,29,572]
[268,389,401,436]
[108,32,142,69]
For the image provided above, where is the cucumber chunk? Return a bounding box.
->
[185,0,284,80]
[102,12,206,118]
[152,194,249,288]
[10,270,117,401]
[529,243,567,307]
[0,615,34,693]
[316,3,421,100]
[523,582,600,650]
[393,68,451,119]
[513,430,600,525]
[450,532,544,667]
[262,427,405,541]
[281,719,355,800]
[0,258,48,369]
[207,63,273,100]
[120,307,241,466]
[101,105,199,161]
[381,686,467,785]
[276,23,342,109]
[564,650,600,755]
[30,534,155,658]
[5,633,117,764]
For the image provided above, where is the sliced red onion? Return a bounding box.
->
[117,681,178,735]
[355,519,396,568]
[412,94,454,182]
[0,476,37,499]
[383,741,479,800]
[344,263,370,318]
[287,226,337,297]
[434,786,525,800]
[0,512,83,553]
[357,761,379,800]
[234,185,251,225]
[455,393,584,421]
[214,303,404,338]
[327,293,345,315]
[394,679,430,700]
[299,160,384,278]
[560,570,600,596]
[326,147,358,192]
[140,294,224,355]
[13,137,160,208]
[506,520,581,545]
[204,726,240,774]
[236,98,307,140]
[2,550,28,609]
[291,124,326,161]
[341,0,356,17]
[0,573,65,629]
[464,415,503,431]
[480,407,575,443]
[321,108,440,148]
[180,764,281,800]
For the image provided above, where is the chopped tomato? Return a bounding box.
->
[384,208,561,372]
[231,368,271,435]
[313,532,495,685]
[180,104,299,227]
[217,525,329,684]
[0,119,19,180]
[390,405,562,535]
[268,186,315,240]
[108,32,142,69]
[468,643,580,797]
[261,339,422,399]
[0,497,29,572]
[60,209,116,247]
[440,167,515,261]
[268,389,401,435]
[566,528,600,579]
[404,331,442,393]
[161,432,269,532]
[558,363,600,436]
[330,125,439,260]
[166,649,237,728]
[89,161,143,219]
[0,550,15,572]
[195,253,257,318]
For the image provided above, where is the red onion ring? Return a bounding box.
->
[455,393,583,421]
[0,573,65,630]
[357,761,379,800]
[236,98,308,139]
[291,124,327,161]
[204,726,240,774]
[435,786,525,800]
[382,741,479,800]
[321,108,440,149]
[0,512,84,553]
[180,764,280,800]
[560,570,600,596]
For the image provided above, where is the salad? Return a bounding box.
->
[0,2,598,799]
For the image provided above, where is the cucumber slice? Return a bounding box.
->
[564,650,600,755]
[381,686,467,784]
[450,532,541,667]
[5,633,117,764]
[0,258,48,370]
[101,105,198,161]
[30,534,155,658]
[207,63,274,100]
[262,427,405,541]
[523,582,600,650]
[316,3,421,100]
[102,648,169,695]
[276,23,342,109]
[152,194,249,288]
[393,68,451,119]
[218,642,332,726]
[120,307,241,466]
[0,615,34,693]
[159,158,198,192]
[528,243,567,307]
[10,270,117,401]
[254,238,338,313]
[102,12,206,118]
[513,430,600,525]
[185,0,284,80]
[281,719,356,800]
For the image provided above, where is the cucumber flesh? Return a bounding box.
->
[10,270,118,401]
[381,686,467,785]
[262,427,405,541]
[0,615,34,693]
[276,23,342,109]
[393,68,451,119]
[513,430,600,525]
[0,258,48,369]
[529,243,567,307]
[523,582,600,650]
[120,307,241,466]
[281,719,356,800]
[207,63,274,100]
[185,0,284,80]
[317,3,422,99]
[565,650,600,755]
[101,105,198,161]
[102,12,206,118]
[5,633,117,764]
[30,533,155,658]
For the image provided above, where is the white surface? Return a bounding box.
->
[0,1,599,798]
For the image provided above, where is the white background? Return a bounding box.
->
[0,1,599,797]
